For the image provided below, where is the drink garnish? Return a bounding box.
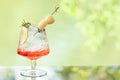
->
[38,6,59,31]
[21,20,30,28]
[19,20,30,44]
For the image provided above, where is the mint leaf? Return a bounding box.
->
[21,20,30,28]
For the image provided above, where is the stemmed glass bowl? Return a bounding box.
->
[17,24,50,77]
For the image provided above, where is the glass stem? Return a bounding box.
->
[31,60,36,70]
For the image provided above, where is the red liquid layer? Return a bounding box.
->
[17,48,50,60]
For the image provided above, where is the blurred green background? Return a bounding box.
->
[0,0,120,66]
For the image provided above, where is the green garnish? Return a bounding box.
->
[21,20,30,28]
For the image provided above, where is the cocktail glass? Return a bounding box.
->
[17,24,50,77]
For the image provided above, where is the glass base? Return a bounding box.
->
[20,69,47,77]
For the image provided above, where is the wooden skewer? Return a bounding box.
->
[34,6,59,36]
[38,6,59,30]
[51,6,60,15]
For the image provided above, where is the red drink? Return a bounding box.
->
[16,6,59,77]
[17,26,50,60]
[17,48,50,60]
[17,25,50,77]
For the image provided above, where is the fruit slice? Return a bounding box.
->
[19,27,28,44]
